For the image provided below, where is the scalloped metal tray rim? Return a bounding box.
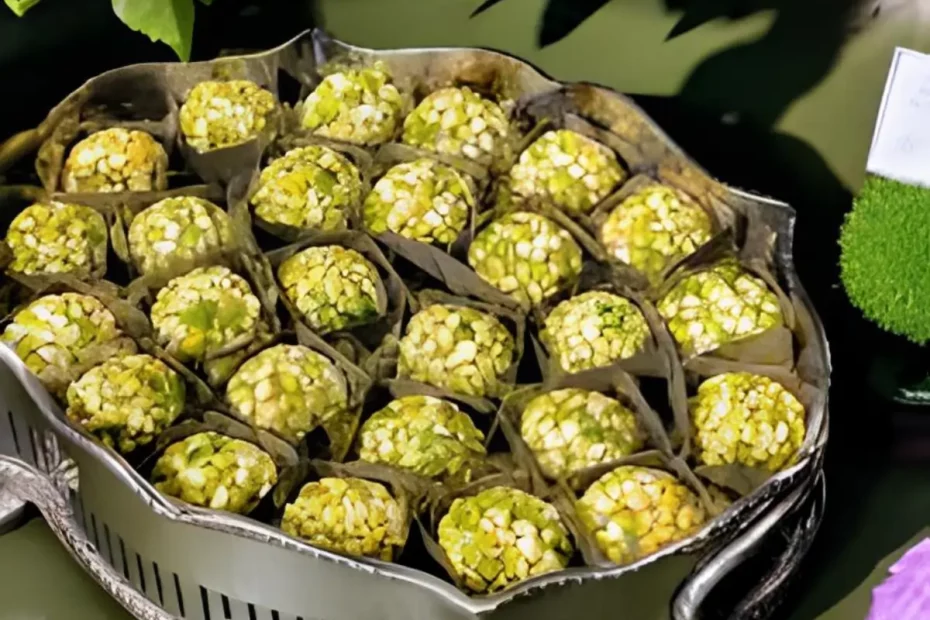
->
[2,28,832,616]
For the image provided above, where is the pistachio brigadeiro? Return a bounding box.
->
[66,353,186,454]
[397,304,514,398]
[438,486,574,593]
[576,466,707,565]
[278,245,384,335]
[657,260,784,356]
[358,395,486,483]
[689,372,806,472]
[252,145,363,232]
[300,66,405,146]
[468,211,583,307]
[127,196,235,278]
[152,431,278,514]
[402,86,512,164]
[282,477,406,561]
[501,129,625,216]
[1,293,133,393]
[600,184,712,283]
[150,265,263,365]
[225,344,349,444]
[363,158,475,245]
[6,202,107,277]
[520,388,643,480]
[541,291,650,373]
[61,128,168,193]
[180,80,277,152]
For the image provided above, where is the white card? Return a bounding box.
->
[867,47,930,188]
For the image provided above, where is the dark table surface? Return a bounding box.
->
[2,1,930,619]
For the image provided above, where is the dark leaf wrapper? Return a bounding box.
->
[292,322,373,461]
[374,231,519,309]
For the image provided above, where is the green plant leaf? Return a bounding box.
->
[112,0,196,62]
[4,0,42,17]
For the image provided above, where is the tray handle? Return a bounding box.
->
[671,475,822,620]
[0,454,179,620]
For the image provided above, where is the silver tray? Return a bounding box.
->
[0,29,831,620]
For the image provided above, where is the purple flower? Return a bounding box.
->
[867,538,930,620]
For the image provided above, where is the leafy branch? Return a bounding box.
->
[4,0,215,61]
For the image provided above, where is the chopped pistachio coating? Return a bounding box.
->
[576,466,707,565]
[179,80,277,152]
[6,202,108,276]
[541,291,650,373]
[252,145,362,231]
[468,211,583,306]
[1,293,129,385]
[363,158,474,245]
[300,67,405,146]
[690,372,806,471]
[402,87,511,164]
[225,344,348,443]
[152,431,277,514]
[358,395,487,482]
[520,389,643,480]
[61,128,168,193]
[504,130,624,215]
[278,246,383,335]
[282,477,406,561]
[397,304,514,398]
[128,196,235,278]
[151,266,263,363]
[657,261,784,356]
[65,354,185,454]
[438,486,573,593]
[600,185,713,282]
